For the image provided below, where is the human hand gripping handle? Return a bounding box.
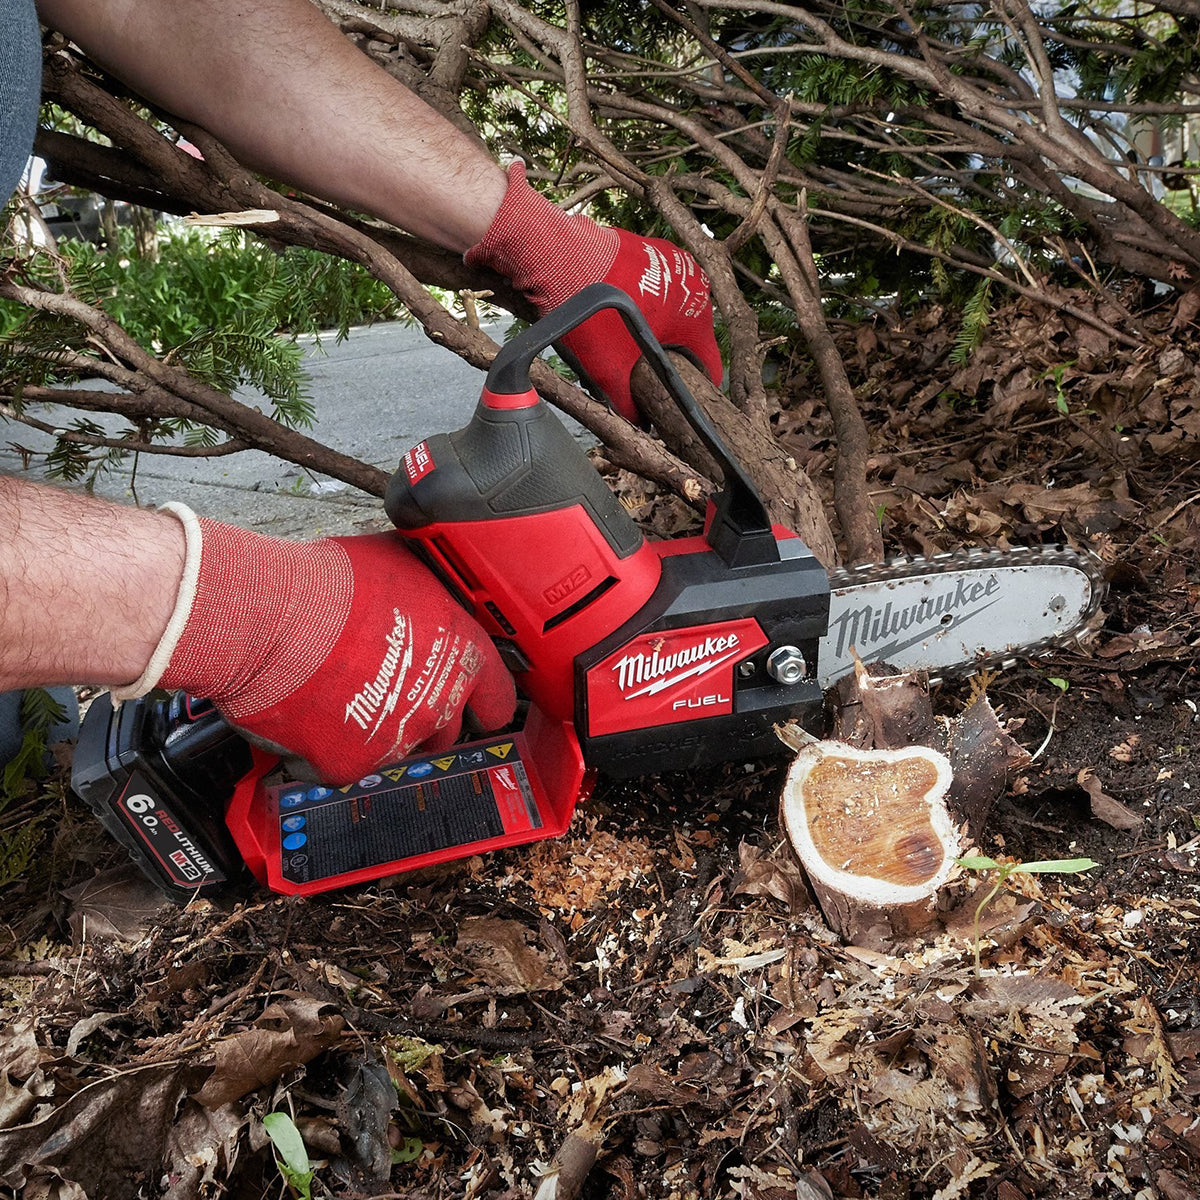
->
[114,504,516,785]
[465,162,723,424]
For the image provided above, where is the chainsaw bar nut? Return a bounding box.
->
[767,645,807,685]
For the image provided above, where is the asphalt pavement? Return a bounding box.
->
[0,317,551,539]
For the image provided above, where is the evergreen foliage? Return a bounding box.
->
[0,689,67,888]
[0,225,405,477]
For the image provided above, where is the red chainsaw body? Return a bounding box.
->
[400,497,664,724]
[220,291,829,895]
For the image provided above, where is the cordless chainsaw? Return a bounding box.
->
[70,285,1104,900]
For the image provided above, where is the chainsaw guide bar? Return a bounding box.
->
[818,544,1107,687]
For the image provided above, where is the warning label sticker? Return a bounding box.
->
[268,740,542,886]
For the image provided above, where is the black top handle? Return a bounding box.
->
[485,282,779,568]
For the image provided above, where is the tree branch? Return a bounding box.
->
[0,404,249,459]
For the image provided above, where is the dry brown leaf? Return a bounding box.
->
[558,1066,626,1129]
[1167,1030,1200,1061]
[61,867,171,945]
[455,917,566,994]
[987,368,1042,423]
[1079,771,1143,831]
[796,1170,836,1200]
[0,1016,50,1080]
[161,1101,246,1200]
[964,975,1084,1014]
[0,1063,197,1197]
[919,1023,998,1115]
[17,1176,88,1200]
[623,1064,721,1110]
[194,998,345,1108]
[805,1013,861,1077]
[732,841,810,913]
[943,493,1009,538]
[1126,1028,1200,1064]
[64,1012,121,1059]
[996,1183,1028,1200]
[0,1069,51,1129]
[1172,401,1200,438]
[1124,996,1182,1100]
[1156,1171,1200,1200]
[1006,1036,1076,1097]
[1003,481,1136,533]
[1169,286,1200,330]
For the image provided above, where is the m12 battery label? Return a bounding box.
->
[116,770,225,887]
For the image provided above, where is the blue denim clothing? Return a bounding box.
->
[1,0,41,201]
[0,688,81,767]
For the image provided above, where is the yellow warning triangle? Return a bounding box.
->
[383,767,407,783]
[431,755,457,772]
[486,742,514,760]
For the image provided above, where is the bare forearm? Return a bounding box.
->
[36,0,506,251]
[0,476,184,689]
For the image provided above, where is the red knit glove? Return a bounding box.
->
[114,505,515,785]
[465,161,723,423]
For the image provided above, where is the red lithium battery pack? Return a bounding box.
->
[226,707,587,896]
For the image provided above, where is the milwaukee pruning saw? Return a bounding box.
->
[70,285,1104,900]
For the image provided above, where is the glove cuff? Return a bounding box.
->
[464,160,618,313]
[110,501,204,702]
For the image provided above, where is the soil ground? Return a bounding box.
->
[1,289,1197,1200]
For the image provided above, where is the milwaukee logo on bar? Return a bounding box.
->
[829,573,1001,657]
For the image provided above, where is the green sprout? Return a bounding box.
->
[956,855,1097,972]
[263,1112,314,1200]
[1043,360,1076,414]
[392,1136,424,1165]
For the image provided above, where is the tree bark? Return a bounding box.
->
[130,205,158,262]
[632,358,838,568]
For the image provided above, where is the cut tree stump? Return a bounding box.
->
[779,740,960,946]
[777,657,1029,947]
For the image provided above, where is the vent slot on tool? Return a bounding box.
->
[542,576,618,633]
[430,535,480,600]
[485,601,518,637]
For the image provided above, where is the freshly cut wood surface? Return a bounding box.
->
[781,741,959,917]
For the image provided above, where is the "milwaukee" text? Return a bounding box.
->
[345,609,411,732]
[613,632,740,695]
[829,574,1000,657]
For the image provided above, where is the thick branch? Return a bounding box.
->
[765,207,881,564]
[632,358,838,569]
